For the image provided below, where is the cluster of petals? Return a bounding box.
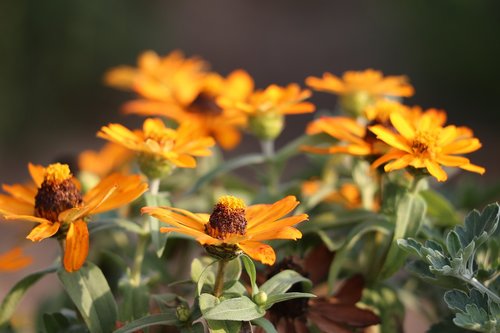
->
[98,118,215,168]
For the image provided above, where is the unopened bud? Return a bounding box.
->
[253,291,268,306]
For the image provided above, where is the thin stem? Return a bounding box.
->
[149,178,161,196]
[466,277,500,304]
[213,259,228,298]
[260,140,275,159]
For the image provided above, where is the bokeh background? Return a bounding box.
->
[1,0,499,331]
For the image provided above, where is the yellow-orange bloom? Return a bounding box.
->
[0,247,32,272]
[0,163,148,272]
[105,50,208,105]
[369,111,485,182]
[97,118,215,174]
[142,195,307,265]
[78,142,134,178]
[123,66,251,150]
[302,116,385,156]
[306,69,414,98]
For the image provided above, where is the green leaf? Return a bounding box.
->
[264,292,316,309]
[42,310,86,333]
[58,262,118,333]
[327,220,392,291]
[446,231,462,258]
[455,203,499,249]
[189,154,266,194]
[113,311,179,333]
[260,270,312,296]
[251,317,278,333]
[118,282,149,322]
[379,193,427,279]
[203,296,264,321]
[199,293,241,333]
[87,218,145,235]
[421,189,461,227]
[196,260,218,296]
[0,266,57,327]
[241,255,258,296]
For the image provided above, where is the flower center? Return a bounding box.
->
[411,129,439,157]
[34,163,83,222]
[187,93,223,115]
[144,127,176,149]
[205,196,247,240]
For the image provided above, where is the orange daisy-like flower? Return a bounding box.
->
[0,163,148,272]
[105,50,208,105]
[302,116,385,156]
[142,195,308,265]
[369,110,485,182]
[78,142,134,178]
[97,118,215,178]
[306,69,414,99]
[302,180,363,209]
[219,83,315,140]
[0,247,32,272]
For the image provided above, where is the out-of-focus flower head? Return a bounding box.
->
[98,118,215,179]
[142,195,307,265]
[78,142,134,178]
[369,109,485,182]
[0,163,148,272]
[306,69,414,116]
[219,82,315,140]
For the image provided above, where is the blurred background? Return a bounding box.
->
[0,0,499,331]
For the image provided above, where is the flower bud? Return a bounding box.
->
[253,291,268,306]
[339,91,375,117]
[248,113,284,141]
[176,304,190,322]
[137,153,175,179]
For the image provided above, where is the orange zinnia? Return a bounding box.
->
[0,163,148,272]
[142,195,308,265]
[369,110,485,182]
[302,116,385,156]
[306,69,414,99]
[0,247,32,272]
[97,118,215,178]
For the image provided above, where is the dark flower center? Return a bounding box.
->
[205,196,247,240]
[187,93,223,115]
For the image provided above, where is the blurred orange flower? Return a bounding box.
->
[0,247,32,272]
[306,69,414,99]
[142,195,307,265]
[0,163,147,272]
[78,142,134,178]
[369,110,485,182]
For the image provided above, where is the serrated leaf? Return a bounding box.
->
[0,266,57,327]
[113,311,179,333]
[455,203,499,249]
[58,262,117,333]
[203,296,264,321]
[260,270,312,297]
[264,292,316,309]
[241,255,258,296]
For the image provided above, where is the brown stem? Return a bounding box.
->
[213,259,228,297]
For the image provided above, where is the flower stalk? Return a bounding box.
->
[213,259,228,297]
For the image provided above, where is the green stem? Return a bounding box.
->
[130,178,160,286]
[260,140,279,196]
[260,140,275,158]
[213,259,228,298]
[466,277,500,304]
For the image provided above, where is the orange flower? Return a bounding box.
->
[306,69,414,98]
[302,180,363,209]
[78,142,134,178]
[0,247,32,272]
[0,163,148,272]
[302,116,385,156]
[142,195,308,265]
[369,110,485,182]
[105,50,208,105]
[97,118,215,177]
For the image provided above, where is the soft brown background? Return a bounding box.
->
[1,0,499,331]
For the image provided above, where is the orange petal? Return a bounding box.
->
[369,125,411,153]
[159,227,218,245]
[142,206,206,231]
[0,248,32,272]
[371,150,406,169]
[27,222,60,242]
[249,214,308,234]
[424,160,448,182]
[238,241,276,265]
[212,126,241,150]
[64,220,89,272]
[0,195,35,216]
[246,196,300,229]
[249,226,302,241]
[28,163,45,188]
[390,112,415,139]
[2,183,36,205]
[460,163,485,175]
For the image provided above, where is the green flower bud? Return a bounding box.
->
[137,153,175,179]
[253,291,268,306]
[176,304,190,322]
[248,113,284,140]
[339,91,375,117]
